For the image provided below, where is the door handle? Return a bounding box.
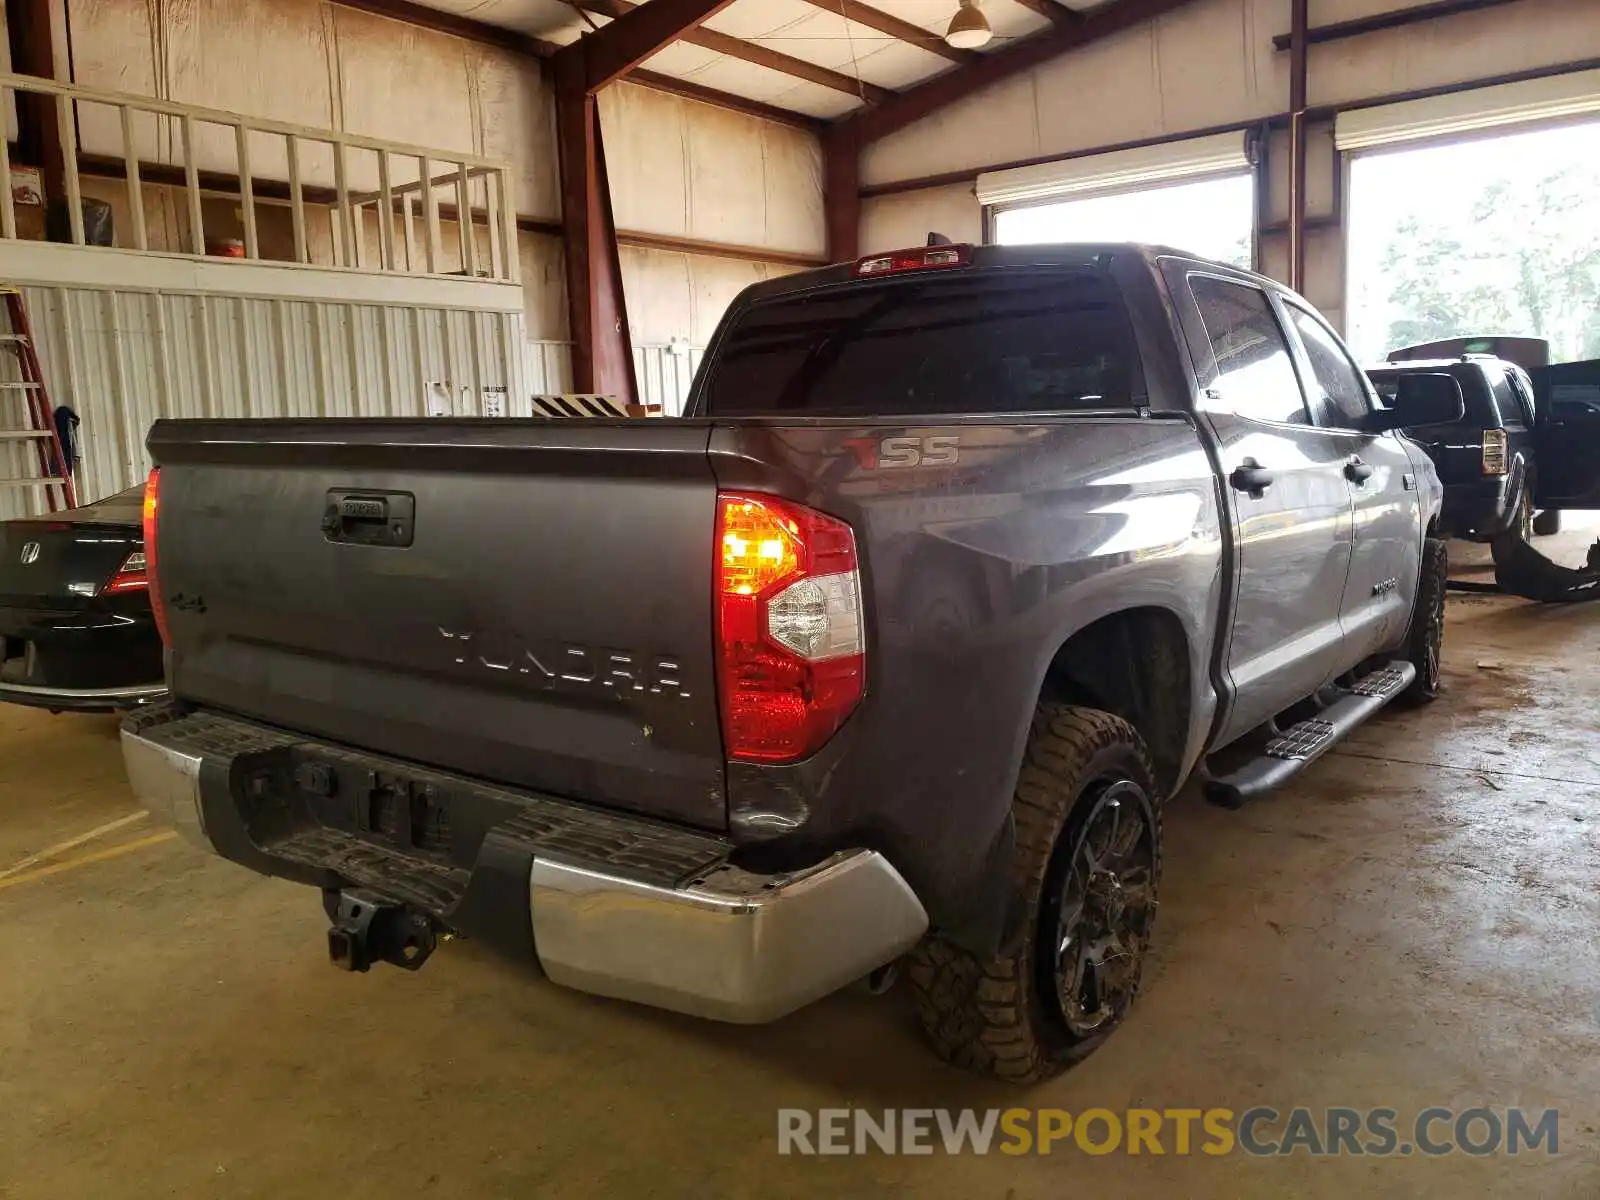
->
[1229,460,1275,498]
[1344,457,1374,484]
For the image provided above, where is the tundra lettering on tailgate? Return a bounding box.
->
[439,627,691,698]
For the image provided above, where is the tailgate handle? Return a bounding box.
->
[323,490,415,548]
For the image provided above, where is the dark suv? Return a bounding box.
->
[1367,355,1541,540]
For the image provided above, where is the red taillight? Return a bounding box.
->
[715,493,865,763]
[103,550,149,594]
[855,245,970,276]
[142,468,171,647]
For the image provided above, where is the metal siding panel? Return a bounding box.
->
[424,308,449,413]
[239,298,278,419]
[364,307,391,417]
[524,339,573,398]
[284,301,319,411]
[500,312,527,415]
[4,276,530,515]
[349,305,377,417]
[442,308,469,417]
[327,305,356,419]
[631,343,703,416]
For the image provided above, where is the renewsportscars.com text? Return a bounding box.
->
[777,1106,1559,1157]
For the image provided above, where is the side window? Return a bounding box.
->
[1285,304,1372,429]
[1496,367,1532,428]
[1188,276,1308,425]
[1507,368,1537,426]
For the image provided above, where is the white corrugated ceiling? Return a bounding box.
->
[403,0,1096,118]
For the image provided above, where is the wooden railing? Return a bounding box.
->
[0,71,519,283]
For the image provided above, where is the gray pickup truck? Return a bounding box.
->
[124,243,1449,1082]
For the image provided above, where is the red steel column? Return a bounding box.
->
[555,49,638,402]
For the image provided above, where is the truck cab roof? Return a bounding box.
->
[731,241,1270,307]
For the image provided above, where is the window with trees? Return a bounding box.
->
[1346,120,1600,366]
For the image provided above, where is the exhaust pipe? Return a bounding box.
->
[325,888,439,973]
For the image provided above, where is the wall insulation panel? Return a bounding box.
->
[1,283,548,519]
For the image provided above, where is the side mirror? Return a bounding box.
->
[1373,373,1466,430]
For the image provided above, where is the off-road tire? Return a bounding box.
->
[1398,536,1447,705]
[1533,509,1562,537]
[907,705,1162,1084]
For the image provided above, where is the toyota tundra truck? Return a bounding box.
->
[123,243,1451,1082]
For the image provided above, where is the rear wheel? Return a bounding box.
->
[908,706,1162,1083]
[1533,509,1562,537]
[1398,536,1447,705]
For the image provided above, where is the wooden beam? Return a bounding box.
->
[555,51,637,400]
[849,0,1203,144]
[6,0,65,204]
[615,229,826,266]
[576,0,740,92]
[1270,0,1521,50]
[330,0,557,57]
[796,0,977,65]
[1008,0,1081,24]
[575,0,891,103]
[823,124,859,262]
[630,70,825,131]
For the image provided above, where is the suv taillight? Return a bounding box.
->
[103,549,148,594]
[715,493,865,763]
[142,468,171,647]
[1481,428,1508,477]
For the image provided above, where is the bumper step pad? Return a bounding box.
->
[129,705,733,913]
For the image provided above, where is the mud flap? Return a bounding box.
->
[1489,534,1600,603]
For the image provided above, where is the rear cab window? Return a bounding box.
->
[698,268,1140,418]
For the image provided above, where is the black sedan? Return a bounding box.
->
[0,484,165,711]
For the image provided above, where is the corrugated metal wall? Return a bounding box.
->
[2,284,539,518]
[632,343,704,416]
[526,339,574,398]
[0,280,712,519]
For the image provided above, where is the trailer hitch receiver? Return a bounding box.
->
[325,889,438,973]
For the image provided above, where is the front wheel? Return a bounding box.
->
[1398,536,1447,705]
[908,706,1162,1083]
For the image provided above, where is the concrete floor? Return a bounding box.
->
[2,530,1598,1198]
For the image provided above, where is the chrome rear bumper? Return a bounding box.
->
[532,851,928,1023]
[121,726,210,848]
[122,718,928,1023]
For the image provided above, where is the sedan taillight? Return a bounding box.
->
[714,493,865,763]
[103,549,149,594]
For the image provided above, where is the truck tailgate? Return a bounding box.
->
[148,419,726,830]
